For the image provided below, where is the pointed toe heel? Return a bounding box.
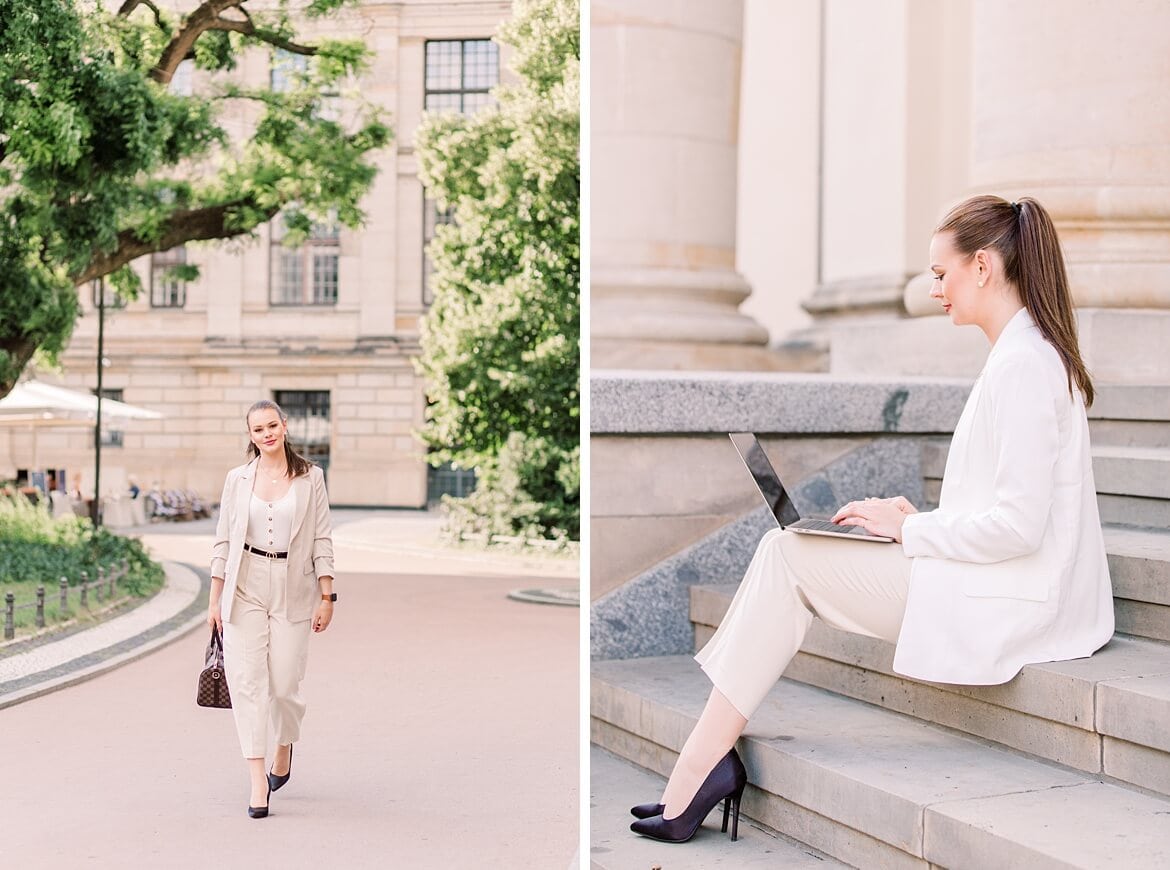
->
[628,748,748,844]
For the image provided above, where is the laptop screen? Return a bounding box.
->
[729,433,802,528]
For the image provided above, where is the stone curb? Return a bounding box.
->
[0,562,209,711]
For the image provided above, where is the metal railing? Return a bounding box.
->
[3,559,131,641]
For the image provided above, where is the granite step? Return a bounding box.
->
[691,582,1170,795]
[1087,384,1170,449]
[589,745,848,869]
[592,656,1170,870]
[922,443,1170,528]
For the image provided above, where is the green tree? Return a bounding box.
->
[414,0,580,543]
[0,0,390,396]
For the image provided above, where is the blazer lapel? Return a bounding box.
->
[234,457,259,534]
[289,473,311,544]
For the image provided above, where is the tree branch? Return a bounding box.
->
[207,19,318,56]
[117,0,167,33]
[151,0,318,86]
[73,198,279,285]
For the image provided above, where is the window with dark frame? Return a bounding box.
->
[151,246,188,308]
[269,217,341,306]
[93,388,125,448]
[272,390,331,477]
[421,38,500,303]
[423,39,499,114]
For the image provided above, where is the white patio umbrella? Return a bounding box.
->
[0,381,163,424]
[0,380,164,470]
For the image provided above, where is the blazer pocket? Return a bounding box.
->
[960,547,1054,603]
[304,559,316,576]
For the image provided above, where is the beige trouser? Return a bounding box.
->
[223,550,312,758]
[695,527,913,720]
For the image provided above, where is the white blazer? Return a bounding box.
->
[892,307,1114,684]
[210,457,335,624]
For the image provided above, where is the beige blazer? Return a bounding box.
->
[892,307,1114,684]
[210,457,335,624]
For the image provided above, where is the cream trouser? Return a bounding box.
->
[222,551,312,758]
[695,527,913,720]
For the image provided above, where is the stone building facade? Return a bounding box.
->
[1,0,513,507]
[593,0,1170,380]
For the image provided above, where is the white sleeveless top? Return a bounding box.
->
[246,487,297,552]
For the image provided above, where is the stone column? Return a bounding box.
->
[591,0,776,370]
[971,0,1170,313]
[897,0,1170,381]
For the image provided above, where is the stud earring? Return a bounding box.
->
[978,280,985,287]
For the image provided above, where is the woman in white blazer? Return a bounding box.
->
[629,195,1115,844]
[208,399,336,818]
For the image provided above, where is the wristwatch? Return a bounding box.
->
[321,593,337,602]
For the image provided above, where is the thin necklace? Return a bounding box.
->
[258,457,287,484]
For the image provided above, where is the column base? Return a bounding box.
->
[591,337,793,372]
[829,308,1170,383]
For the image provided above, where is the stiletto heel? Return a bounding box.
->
[268,743,293,792]
[629,748,748,843]
[721,785,746,839]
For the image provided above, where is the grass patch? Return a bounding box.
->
[0,494,166,640]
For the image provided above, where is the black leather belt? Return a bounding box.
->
[244,543,288,559]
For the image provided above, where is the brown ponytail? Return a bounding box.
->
[936,195,1094,407]
[244,399,314,478]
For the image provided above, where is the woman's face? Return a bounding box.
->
[247,408,287,457]
[928,231,983,326]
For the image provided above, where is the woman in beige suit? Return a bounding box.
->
[629,195,1114,844]
[208,399,336,818]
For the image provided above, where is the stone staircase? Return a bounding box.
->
[592,383,1170,868]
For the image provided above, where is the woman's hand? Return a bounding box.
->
[312,601,334,633]
[831,496,918,543]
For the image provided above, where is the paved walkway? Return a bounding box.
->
[590,747,845,869]
[0,510,579,868]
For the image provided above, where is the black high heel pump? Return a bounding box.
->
[629,747,747,843]
[268,743,294,792]
[248,783,271,819]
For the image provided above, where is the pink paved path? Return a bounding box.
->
[0,558,578,867]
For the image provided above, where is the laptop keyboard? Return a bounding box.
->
[796,518,863,533]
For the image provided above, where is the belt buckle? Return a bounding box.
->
[265,548,277,559]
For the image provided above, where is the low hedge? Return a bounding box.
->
[0,494,164,595]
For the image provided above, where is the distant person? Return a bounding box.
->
[128,477,140,498]
[627,196,1114,844]
[208,399,336,819]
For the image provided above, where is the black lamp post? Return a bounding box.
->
[92,277,106,527]
[89,277,122,528]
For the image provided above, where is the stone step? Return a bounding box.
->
[923,443,1170,496]
[592,656,1170,870]
[922,443,1170,528]
[1088,384,1170,449]
[1106,524,1170,642]
[589,744,847,869]
[691,583,1170,795]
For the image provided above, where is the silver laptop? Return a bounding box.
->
[729,433,895,543]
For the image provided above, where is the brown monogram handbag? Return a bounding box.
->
[196,625,232,708]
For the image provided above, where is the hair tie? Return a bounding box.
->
[1011,200,1022,216]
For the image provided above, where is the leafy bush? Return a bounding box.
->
[415,0,579,543]
[440,432,580,542]
[0,495,164,594]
